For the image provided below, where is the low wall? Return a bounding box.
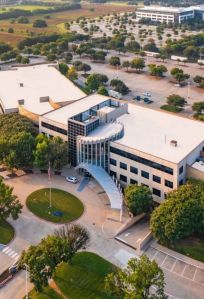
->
[115,213,145,237]
[138,231,153,251]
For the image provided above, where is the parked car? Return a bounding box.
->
[143,92,151,97]
[66,176,78,184]
[133,95,141,101]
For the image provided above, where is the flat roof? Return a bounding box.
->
[42,94,112,125]
[138,6,195,14]
[0,64,85,115]
[115,104,204,164]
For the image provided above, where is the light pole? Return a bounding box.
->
[187,80,190,100]
[25,264,29,299]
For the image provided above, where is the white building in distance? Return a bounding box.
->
[136,5,204,24]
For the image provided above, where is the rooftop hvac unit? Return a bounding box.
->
[19,83,23,87]
[170,140,178,147]
[18,99,24,105]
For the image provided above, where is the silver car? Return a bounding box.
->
[66,176,78,184]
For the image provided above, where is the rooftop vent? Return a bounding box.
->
[170,140,178,147]
[18,99,24,105]
[19,83,23,87]
[39,96,49,103]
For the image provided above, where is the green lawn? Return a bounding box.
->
[172,235,204,263]
[26,286,63,299]
[54,252,115,299]
[26,188,84,223]
[0,219,14,245]
[27,252,115,299]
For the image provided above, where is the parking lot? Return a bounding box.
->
[146,245,204,286]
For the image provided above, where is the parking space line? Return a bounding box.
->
[169,258,177,272]
[181,264,186,276]
[192,268,198,281]
[160,254,168,267]
[150,249,159,261]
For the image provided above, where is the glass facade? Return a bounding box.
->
[41,122,67,136]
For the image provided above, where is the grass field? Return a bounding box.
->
[0,219,14,245]
[26,188,84,223]
[172,235,204,263]
[29,252,115,299]
[0,3,135,45]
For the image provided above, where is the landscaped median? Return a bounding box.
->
[26,252,115,299]
[26,188,84,223]
[0,219,14,245]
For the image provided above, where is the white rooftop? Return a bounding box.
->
[0,64,85,115]
[42,94,112,125]
[191,161,204,173]
[81,122,123,141]
[139,6,195,14]
[115,104,204,164]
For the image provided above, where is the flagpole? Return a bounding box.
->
[48,161,52,210]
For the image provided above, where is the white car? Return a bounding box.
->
[143,92,151,97]
[66,176,78,184]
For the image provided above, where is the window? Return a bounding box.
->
[153,188,161,197]
[110,147,173,175]
[153,175,161,184]
[110,170,116,178]
[41,122,67,136]
[120,174,127,183]
[120,162,127,170]
[130,166,138,175]
[130,179,138,184]
[179,166,183,175]
[110,158,117,166]
[165,180,173,189]
[141,170,149,179]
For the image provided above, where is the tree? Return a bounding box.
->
[18,16,29,24]
[125,40,140,53]
[34,134,68,170]
[105,255,167,299]
[67,66,78,80]
[4,132,35,170]
[19,225,89,291]
[49,136,69,170]
[97,85,108,96]
[150,183,204,245]
[124,185,153,216]
[148,64,167,77]
[110,79,129,95]
[170,68,190,85]
[8,28,14,33]
[33,19,47,28]
[54,224,90,259]
[59,63,68,76]
[65,52,73,63]
[192,102,204,114]
[86,73,108,91]
[21,56,29,64]
[0,178,22,221]
[183,45,198,61]
[167,94,185,108]
[109,56,120,67]
[194,75,204,88]
[122,60,130,70]
[81,63,91,74]
[130,58,145,72]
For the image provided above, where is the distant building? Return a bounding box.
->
[136,5,204,24]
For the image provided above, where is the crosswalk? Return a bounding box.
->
[1,246,20,261]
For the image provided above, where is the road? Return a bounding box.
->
[0,172,204,299]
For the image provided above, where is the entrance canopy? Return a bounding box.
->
[76,163,122,210]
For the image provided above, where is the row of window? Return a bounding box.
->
[41,122,67,136]
[110,171,162,197]
[110,159,174,188]
[110,147,174,175]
